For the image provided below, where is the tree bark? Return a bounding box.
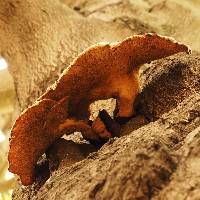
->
[13,53,200,200]
[0,0,132,110]
[0,0,200,200]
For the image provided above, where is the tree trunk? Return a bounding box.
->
[0,0,200,200]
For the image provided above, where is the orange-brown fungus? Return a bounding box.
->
[8,33,191,185]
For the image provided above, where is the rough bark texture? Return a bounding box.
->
[12,53,200,200]
[0,0,200,200]
[0,0,132,111]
